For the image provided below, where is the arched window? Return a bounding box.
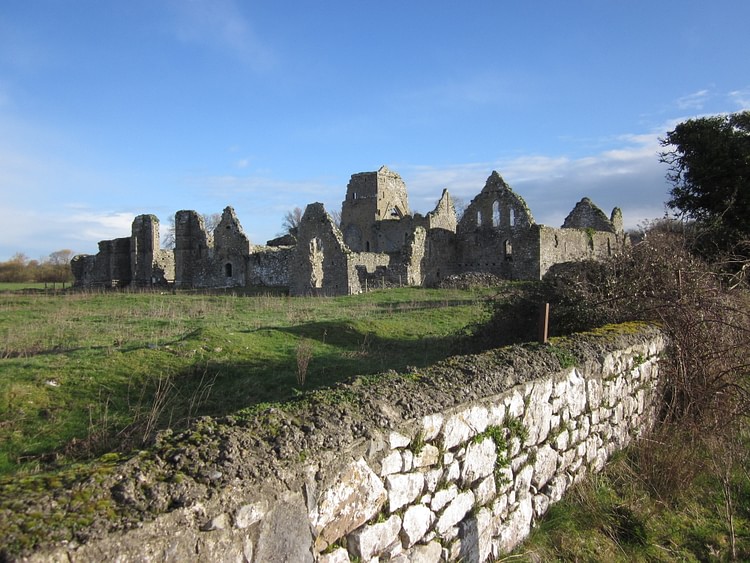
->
[492,201,500,227]
[509,208,515,227]
[504,239,513,261]
[477,210,482,227]
[224,263,233,277]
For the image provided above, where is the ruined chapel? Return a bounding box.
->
[71,167,628,295]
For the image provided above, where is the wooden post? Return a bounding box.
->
[538,302,550,344]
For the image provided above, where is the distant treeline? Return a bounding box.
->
[0,250,74,283]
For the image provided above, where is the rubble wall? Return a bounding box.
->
[15,325,666,563]
[248,246,294,287]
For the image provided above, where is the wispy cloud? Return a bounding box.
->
[676,89,710,111]
[168,0,275,70]
[729,87,750,110]
[398,128,669,231]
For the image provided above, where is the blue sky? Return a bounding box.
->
[1,0,749,261]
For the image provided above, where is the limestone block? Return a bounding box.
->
[348,514,402,561]
[431,484,458,512]
[505,389,525,418]
[424,468,442,492]
[314,458,386,551]
[389,431,411,449]
[445,459,460,482]
[402,449,414,472]
[591,448,608,472]
[508,436,522,458]
[586,378,603,411]
[488,403,506,427]
[514,464,534,497]
[443,527,461,544]
[318,547,350,563]
[510,451,527,473]
[234,499,268,529]
[386,472,425,512]
[435,490,475,535]
[441,406,489,450]
[533,493,551,519]
[421,413,444,442]
[400,504,435,548]
[523,384,553,445]
[492,493,508,519]
[496,496,533,554]
[380,450,403,476]
[566,368,587,417]
[382,537,405,560]
[407,541,442,563]
[531,444,558,489]
[561,447,577,470]
[496,465,513,493]
[553,427,569,451]
[461,437,497,485]
[545,474,568,504]
[458,507,493,563]
[601,353,617,377]
[255,496,314,563]
[579,414,591,439]
[200,512,228,531]
[612,402,624,425]
[413,444,440,469]
[473,474,497,506]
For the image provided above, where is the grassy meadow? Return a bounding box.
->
[0,286,493,476]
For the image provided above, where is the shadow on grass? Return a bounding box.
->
[6,318,462,473]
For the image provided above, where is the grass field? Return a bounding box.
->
[0,282,69,292]
[0,286,493,476]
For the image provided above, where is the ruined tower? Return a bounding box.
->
[340,165,410,252]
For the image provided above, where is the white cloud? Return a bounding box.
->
[676,89,710,110]
[0,206,135,260]
[729,87,750,110]
[398,127,671,231]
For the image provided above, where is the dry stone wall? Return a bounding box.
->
[13,325,666,563]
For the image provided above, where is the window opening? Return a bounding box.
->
[504,239,513,261]
[225,263,233,277]
[492,201,500,227]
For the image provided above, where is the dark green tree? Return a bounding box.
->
[660,111,750,260]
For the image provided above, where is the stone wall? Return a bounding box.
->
[247,246,294,287]
[13,325,666,562]
[290,203,361,296]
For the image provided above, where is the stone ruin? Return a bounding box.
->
[71,167,628,295]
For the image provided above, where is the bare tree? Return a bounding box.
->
[282,207,304,236]
[162,213,221,249]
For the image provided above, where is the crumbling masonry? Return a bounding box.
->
[71,167,628,294]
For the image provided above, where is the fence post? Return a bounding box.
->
[538,302,550,344]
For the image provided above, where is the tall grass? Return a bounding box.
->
[0,287,491,475]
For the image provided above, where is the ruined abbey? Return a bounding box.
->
[71,167,628,295]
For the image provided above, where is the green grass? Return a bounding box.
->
[515,450,750,562]
[0,282,63,291]
[0,286,491,476]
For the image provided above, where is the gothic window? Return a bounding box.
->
[509,208,515,227]
[224,263,233,277]
[504,239,513,261]
[492,201,500,227]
